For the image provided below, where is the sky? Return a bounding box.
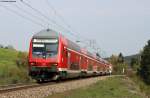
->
[0,0,150,57]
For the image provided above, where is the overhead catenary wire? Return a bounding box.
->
[20,0,73,33]
[46,0,72,30]
[1,0,80,37]
[12,3,50,27]
[45,0,104,55]
[45,0,97,47]
[20,0,87,43]
[20,0,51,22]
[1,0,105,56]
[0,4,45,28]
[45,2,102,54]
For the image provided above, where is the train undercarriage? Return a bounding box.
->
[29,66,111,83]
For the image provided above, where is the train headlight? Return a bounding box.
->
[53,63,58,66]
[30,62,35,66]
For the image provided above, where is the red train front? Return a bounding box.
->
[28,29,113,82]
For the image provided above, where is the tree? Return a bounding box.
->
[5,45,15,50]
[109,54,127,74]
[0,44,4,48]
[130,58,140,70]
[108,55,118,65]
[108,55,119,74]
[139,40,150,85]
[118,53,124,63]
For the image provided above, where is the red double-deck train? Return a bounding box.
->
[28,29,112,82]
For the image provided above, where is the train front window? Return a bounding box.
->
[32,38,58,58]
[32,44,45,58]
[45,44,58,58]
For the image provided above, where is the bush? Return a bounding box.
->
[109,53,128,75]
[16,51,28,68]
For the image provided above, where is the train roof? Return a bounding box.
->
[67,39,81,52]
[33,29,59,39]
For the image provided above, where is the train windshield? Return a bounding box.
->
[32,38,58,58]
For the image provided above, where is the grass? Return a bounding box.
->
[134,77,150,97]
[0,48,18,61]
[46,76,145,98]
[0,48,32,85]
[127,72,150,97]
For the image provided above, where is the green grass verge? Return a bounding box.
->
[128,73,150,97]
[46,76,145,98]
[0,48,32,85]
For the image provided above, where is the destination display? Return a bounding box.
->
[33,39,58,43]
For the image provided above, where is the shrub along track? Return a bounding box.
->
[0,75,121,98]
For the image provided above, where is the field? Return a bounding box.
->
[0,48,32,85]
[46,76,147,98]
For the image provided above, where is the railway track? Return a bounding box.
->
[0,75,123,95]
[0,75,124,98]
[0,82,56,94]
[0,77,87,94]
[0,83,37,94]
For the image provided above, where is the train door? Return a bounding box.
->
[69,52,80,70]
[93,62,97,72]
[67,51,71,69]
[79,56,82,70]
[82,57,87,71]
[61,46,69,69]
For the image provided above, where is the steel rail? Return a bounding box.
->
[0,75,124,94]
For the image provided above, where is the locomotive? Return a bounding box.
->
[28,29,112,82]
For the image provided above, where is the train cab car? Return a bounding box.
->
[28,29,82,81]
[28,29,61,81]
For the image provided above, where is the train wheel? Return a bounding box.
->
[37,79,44,83]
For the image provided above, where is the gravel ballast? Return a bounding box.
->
[0,76,109,98]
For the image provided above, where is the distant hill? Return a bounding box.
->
[105,54,140,65]
[124,54,140,65]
